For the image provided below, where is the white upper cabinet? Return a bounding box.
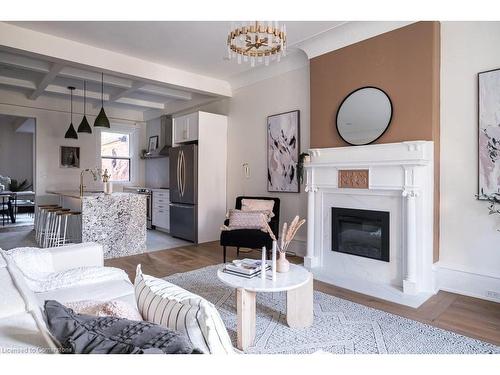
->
[173,112,199,144]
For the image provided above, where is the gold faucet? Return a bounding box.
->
[80,168,100,197]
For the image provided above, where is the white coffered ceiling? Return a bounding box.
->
[0,21,345,115]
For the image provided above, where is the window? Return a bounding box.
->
[100,131,130,182]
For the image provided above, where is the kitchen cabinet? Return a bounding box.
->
[152,189,170,231]
[170,111,227,244]
[173,112,198,144]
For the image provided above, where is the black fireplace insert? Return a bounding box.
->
[331,207,389,262]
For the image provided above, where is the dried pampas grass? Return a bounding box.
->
[264,215,306,254]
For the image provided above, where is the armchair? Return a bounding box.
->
[220,196,280,263]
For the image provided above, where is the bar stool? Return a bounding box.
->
[66,211,82,244]
[42,208,70,248]
[35,205,59,241]
[36,206,60,245]
[46,210,82,247]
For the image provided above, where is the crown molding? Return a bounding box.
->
[295,21,415,59]
[227,21,416,90]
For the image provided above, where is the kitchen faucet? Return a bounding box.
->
[80,168,100,197]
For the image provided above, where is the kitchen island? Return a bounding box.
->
[47,191,147,259]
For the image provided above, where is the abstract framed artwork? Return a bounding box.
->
[267,110,300,193]
[478,68,500,198]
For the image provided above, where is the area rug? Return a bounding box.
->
[164,265,500,354]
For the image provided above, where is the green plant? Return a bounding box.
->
[9,179,32,192]
[297,152,310,184]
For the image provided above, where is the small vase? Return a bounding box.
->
[104,181,113,195]
[276,251,290,273]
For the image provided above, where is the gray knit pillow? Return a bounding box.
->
[44,300,200,354]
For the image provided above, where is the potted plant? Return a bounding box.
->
[478,192,500,224]
[297,152,310,185]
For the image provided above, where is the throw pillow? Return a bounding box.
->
[65,300,143,321]
[224,209,267,231]
[134,265,234,354]
[44,300,198,354]
[241,198,275,213]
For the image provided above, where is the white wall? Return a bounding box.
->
[0,89,146,203]
[227,66,310,255]
[186,65,310,255]
[439,22,500,301]
[0,120,34,187]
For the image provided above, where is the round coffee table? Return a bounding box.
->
[217,263,313,351]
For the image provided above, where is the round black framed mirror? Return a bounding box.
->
[336,86,393,146]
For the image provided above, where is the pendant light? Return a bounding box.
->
[77,80,92,133]
[64,86,78,139]
[94,72,110,128]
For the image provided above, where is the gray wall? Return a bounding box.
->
[0,120,34,188]
[145,117,169,188]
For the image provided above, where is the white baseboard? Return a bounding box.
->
[435,263,500,303]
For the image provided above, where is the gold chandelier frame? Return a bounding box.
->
[227,21,286,59]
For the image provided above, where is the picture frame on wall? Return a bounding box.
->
[148,135,159,152]
[478,68,500,199]
[267,110,300,193]
[60,146,80,168]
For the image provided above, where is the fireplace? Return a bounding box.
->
[331,207,390,262]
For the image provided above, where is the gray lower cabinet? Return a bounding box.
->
[152,190,170,231]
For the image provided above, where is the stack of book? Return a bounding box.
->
[223,258,271,279]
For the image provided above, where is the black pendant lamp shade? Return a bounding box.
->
[78,81,92,133]
[94,72,110,128]
[64,86,78,139]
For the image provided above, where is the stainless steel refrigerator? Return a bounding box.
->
[169,144,198,242]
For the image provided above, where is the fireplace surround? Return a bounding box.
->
[304,141,435,307]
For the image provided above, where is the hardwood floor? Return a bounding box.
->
[105,241,500,346]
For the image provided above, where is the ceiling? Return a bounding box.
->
[0,21,344,114]
[8,21,344,80]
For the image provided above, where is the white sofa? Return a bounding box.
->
[0,242,136,353]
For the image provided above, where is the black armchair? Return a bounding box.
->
[220,196,280,263]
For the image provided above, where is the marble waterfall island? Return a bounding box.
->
[48,191,147,259]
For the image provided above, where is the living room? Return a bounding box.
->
[0,0,499,373]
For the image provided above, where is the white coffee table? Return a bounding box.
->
[217,263,313,351]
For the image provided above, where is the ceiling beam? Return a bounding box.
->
[0,75,36,90]
[0,50,193,102]
[0,51,50,73]
[59,66,133,89]
[0,74,165,110]
[44,84,165,110]
[115,97,165,110]
[29,62,63,100]
[138,84,192,101]
[107,81,146,103]
[0,22,232,97]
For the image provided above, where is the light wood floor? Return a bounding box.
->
[105,241,500,346]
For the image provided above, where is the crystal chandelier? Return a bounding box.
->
[227,21,287,67]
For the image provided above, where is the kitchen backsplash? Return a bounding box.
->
[145,156,169,188]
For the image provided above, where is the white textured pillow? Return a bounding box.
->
[241,198,275,213]
[66,300,143,321]
[134,265,234,354]
[225,210,268,231]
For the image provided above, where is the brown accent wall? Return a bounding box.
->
[310,21,441,261]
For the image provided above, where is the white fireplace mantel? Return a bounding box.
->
[304,141,435,307]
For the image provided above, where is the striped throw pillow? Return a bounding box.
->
[134,265,234,354]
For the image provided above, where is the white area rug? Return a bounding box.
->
[165,265,500,354]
